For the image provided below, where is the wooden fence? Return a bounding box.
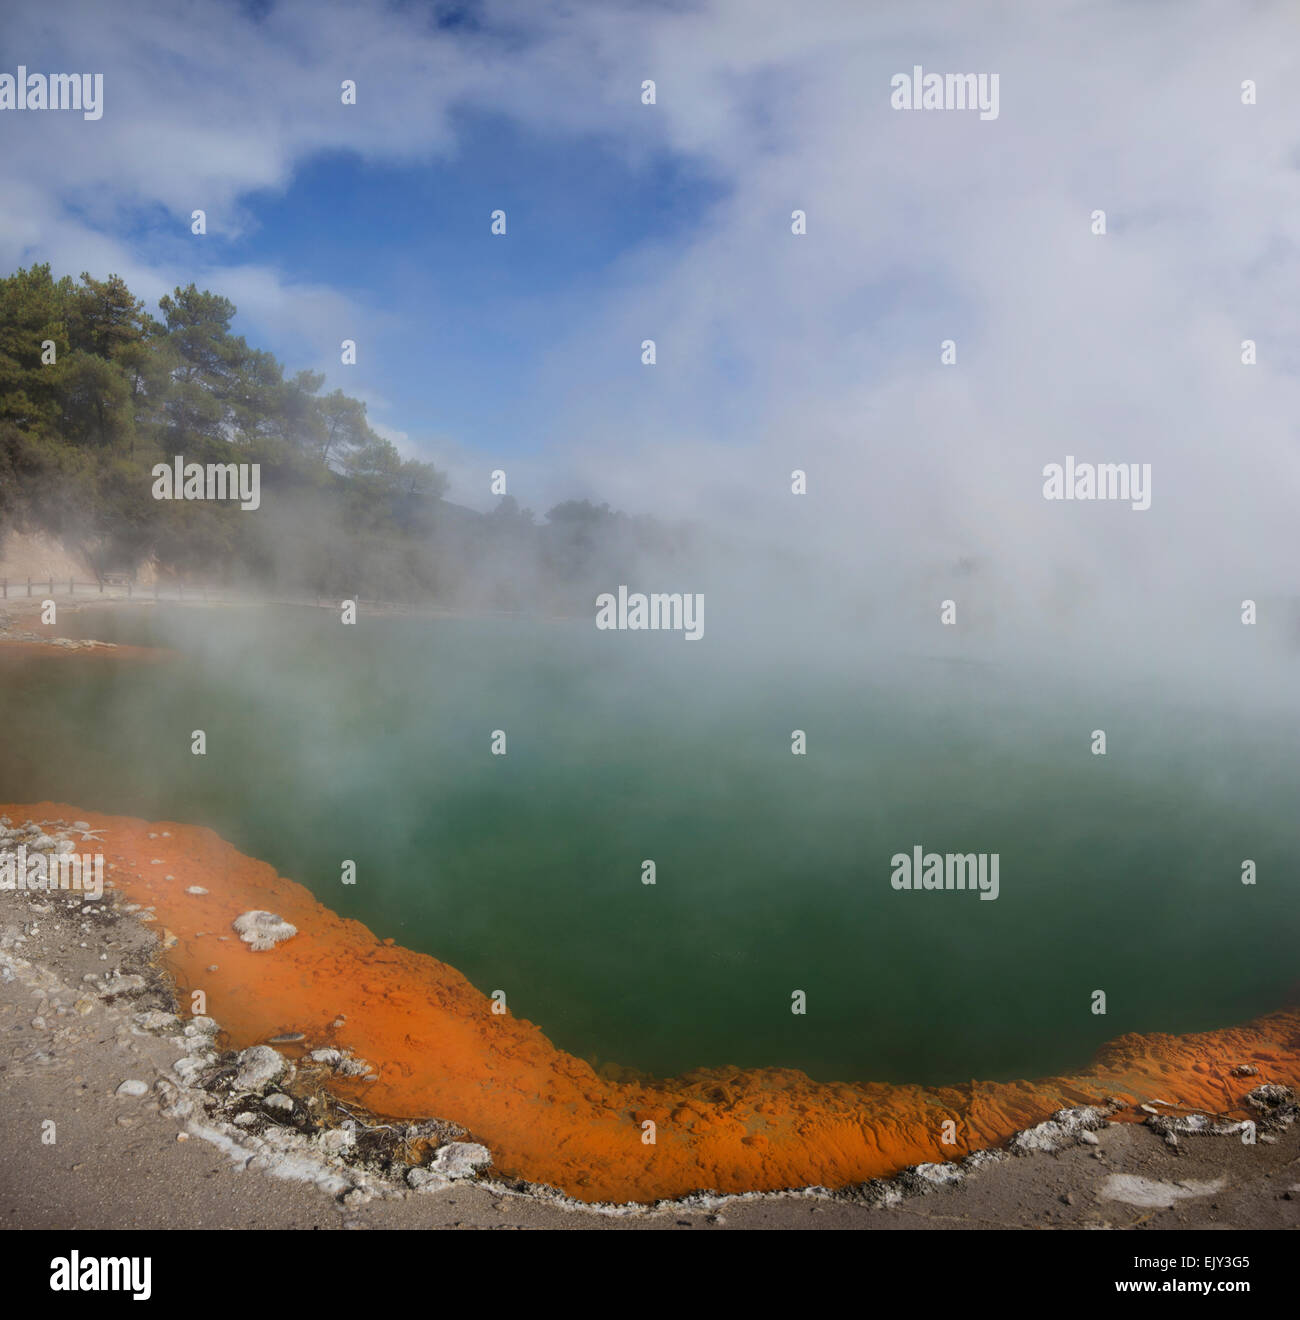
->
[0,577,545,620]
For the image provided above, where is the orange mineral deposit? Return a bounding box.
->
[5,802,1297,1204]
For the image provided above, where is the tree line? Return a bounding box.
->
[0,265,694,607]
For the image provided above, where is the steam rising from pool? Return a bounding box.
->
[2,598,1296,1087]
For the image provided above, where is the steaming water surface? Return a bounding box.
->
[2,604,1297,1086]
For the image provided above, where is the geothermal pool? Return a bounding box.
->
[1,604,1296,1088]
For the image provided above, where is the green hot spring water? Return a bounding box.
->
[1,604,1296,1087]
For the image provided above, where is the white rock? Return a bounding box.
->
[233,1045,286,1091]
[961,1148,1005,1171]
[902,1161,964,1190]
[318,1129,356,1155]
[1247,1083,1294,1108]
[173,1056,209,1084]
[134,1010,180,1031]
[185,886,209,896]
[1010,1106,1108,1155]
[1099,1174,1226,1209]
[116,1080,149,1098]
[431,1141,492,1179]
[232,910,297,951]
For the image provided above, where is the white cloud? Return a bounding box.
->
[5,0,1300,620]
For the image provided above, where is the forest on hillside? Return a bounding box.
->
[0,264,695,609]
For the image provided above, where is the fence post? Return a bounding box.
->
[1,578,5,599]
[70,578,74,597]
[27,578,31,597]
[48,577,53,598]
[127,581,132,600]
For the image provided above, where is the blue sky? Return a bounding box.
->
[0,0,755,503]
[0,0,1027,511]
[231,117,727,453]
[1,0,1299,604]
